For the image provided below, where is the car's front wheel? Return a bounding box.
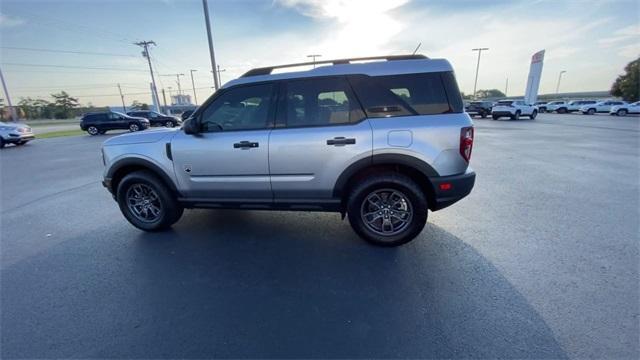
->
[530,110,538,119]
[617,109,628,116]
[165,120,175,128]
[587,108,596,115]
[129,123,140,132]
[116,170,183,231]
[511,111,520,120]
[492,115,499,120]
[347,173,428,246]
[0,138,5,149]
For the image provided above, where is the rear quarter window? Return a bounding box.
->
[349,71,463,118]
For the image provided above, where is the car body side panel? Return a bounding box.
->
[368,113,472,177]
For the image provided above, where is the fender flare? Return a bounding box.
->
[332,153,439,198]
[106,157,178,194]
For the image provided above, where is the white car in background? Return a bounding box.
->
[566,100,598,112]
[0,121,35,148]
[546,101,569,113]
[609,101,640,116]
[491,99,537,120]
[580,100,627,115]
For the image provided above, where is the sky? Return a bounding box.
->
[0,0,638,107]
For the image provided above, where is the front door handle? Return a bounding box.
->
[327,137,356,146]
[233,141,259,149]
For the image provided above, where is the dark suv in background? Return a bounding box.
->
[126,110,181,128]
[80,112,150,135]
[465,101,493,118]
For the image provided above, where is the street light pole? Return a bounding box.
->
[202,0,220,90]
[505,77,509,97]
[307,54,321,68]
[472,47,489,99]
[117,83,126,112]
[216,65,226,84]
[189,69,198,105]
[555,70,566,95]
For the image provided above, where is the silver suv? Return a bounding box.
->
[101,55,476,246]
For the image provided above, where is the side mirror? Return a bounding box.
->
[183,118,199,135]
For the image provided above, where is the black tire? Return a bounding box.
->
[511,111,520,120]
[129,123,140,132]
[0,138,5,149]
[539,108,546,113]
[587,108,596,115]
[529,110,538,119]
[87,126,99,136]
[480,111,487,119]
[116,170,184,231]
[558,107,567,114]
[492,115,499,120]
[617,109,628,117]
[347,172,428,246]
[165,120,175,128]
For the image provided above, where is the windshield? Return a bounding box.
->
[112,111,128,117]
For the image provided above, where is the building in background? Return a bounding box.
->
[171,94,192,106]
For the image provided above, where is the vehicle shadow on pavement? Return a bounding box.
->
[1,209,567,359]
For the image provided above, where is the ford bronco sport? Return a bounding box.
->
[101,55,476,246]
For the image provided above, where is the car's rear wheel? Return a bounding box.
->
[558,107,567,114]
[511,111,520,120]
[492,115,499,120]
[530,110,538,119]
[480,111,487,118]
[587,108,596,115]
[617,109,628,116]
[87,126,99,136]
[116,170,183,231]
[129,123,140,132]
[347,173,428,246]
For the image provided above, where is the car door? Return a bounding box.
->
[171,82,275,200]
[269,76,372,201]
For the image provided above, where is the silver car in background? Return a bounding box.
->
[0,122,35,148]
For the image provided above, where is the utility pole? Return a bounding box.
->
[202,0,220,90]
[505,77,509,97]
[555,70,566,95]
[134,40,160,112]
[117,83,126,112]
[0,66,18,121]
[161,74,185,94]
[216,65,226,84]
[472,47,489,99]
[161,88,167,109]
[189,69,198,105]
[307,54,321,68]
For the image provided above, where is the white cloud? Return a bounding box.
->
[0,13,25,28]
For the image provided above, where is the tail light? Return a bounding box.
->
[460,126,474,163]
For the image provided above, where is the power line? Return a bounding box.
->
[0,46,138,58]
[1,62,148,72]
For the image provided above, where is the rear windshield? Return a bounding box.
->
[497,101,513,105]
[348,71,463,117]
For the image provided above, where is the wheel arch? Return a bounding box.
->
[333,154,439,209]
[107,157,179,197]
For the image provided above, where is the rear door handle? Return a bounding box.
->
[327,137,356,146]
[233,141,259,149]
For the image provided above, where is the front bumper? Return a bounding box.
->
[430,169,476,211]
[4,134,35,143]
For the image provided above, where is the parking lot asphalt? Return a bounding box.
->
[1,113,638,359]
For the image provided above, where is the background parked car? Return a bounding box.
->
[535,101,548,113]
[126,110,181,127]
[566,100,598,112]
[546,101,569,113]
[492,99,537,120]
[580,100,627,115]
[0,122,35,148]
[80,111,150,135]
[610,101,640,116]
[465,101,493,118]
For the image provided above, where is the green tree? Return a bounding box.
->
[50,91,79,119]
[475,89,506,99]
[460,92,473,100]
[611,57,639,102]
[130,100,150,110]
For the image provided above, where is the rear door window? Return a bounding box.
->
[280,76,365,127]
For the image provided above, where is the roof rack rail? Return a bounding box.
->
[241,54,428,77]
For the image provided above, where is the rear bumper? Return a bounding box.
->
[492,111,515,116]
[430,169,476,211]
